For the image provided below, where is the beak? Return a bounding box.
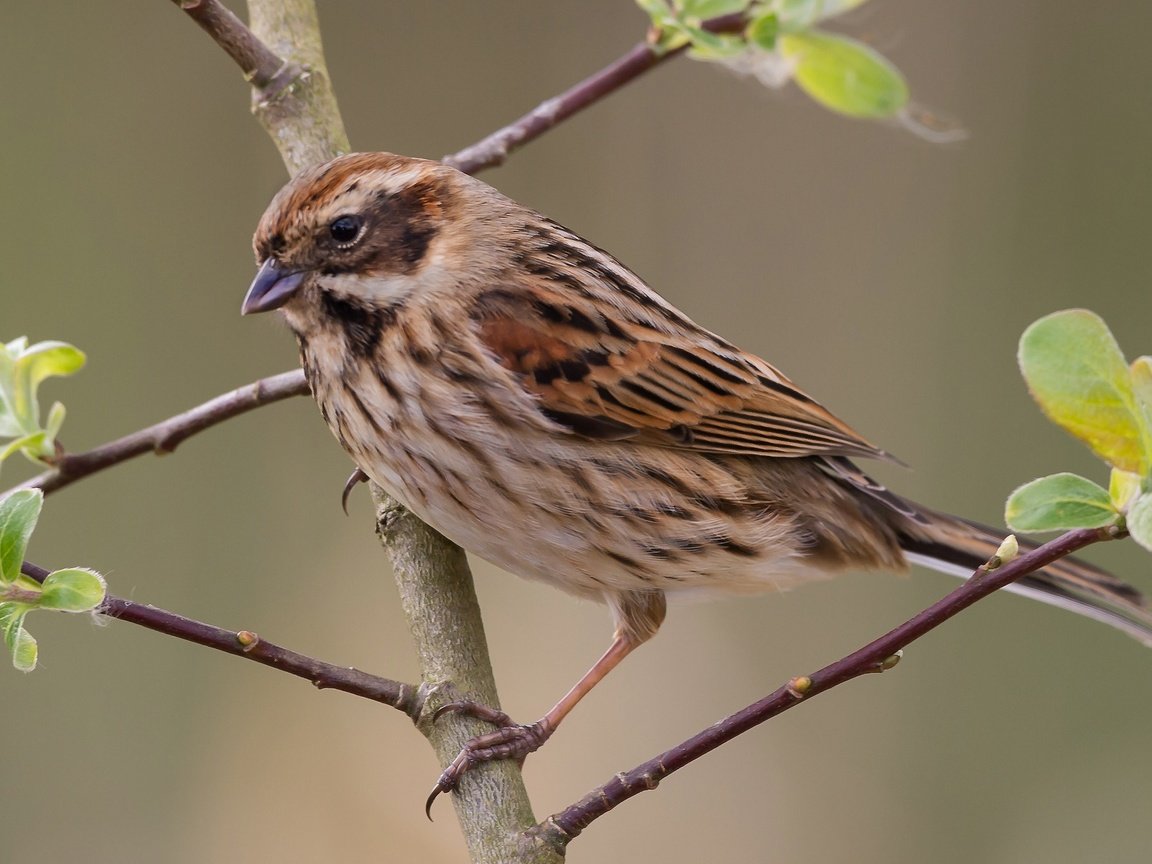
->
[242,260,308,315]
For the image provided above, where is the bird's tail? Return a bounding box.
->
[898,506,1152,647]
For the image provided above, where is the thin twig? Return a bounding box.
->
[535,526,1122,845]
[11,370,309,497]
[172,0,300,94]
[21,560,419,715]
[443,12,746,175]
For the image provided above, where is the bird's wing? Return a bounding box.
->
[469,283,891,462]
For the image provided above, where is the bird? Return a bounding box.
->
[241,151,1152,810]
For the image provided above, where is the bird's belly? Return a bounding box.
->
[307,351,821,599]
[357,427,817,601]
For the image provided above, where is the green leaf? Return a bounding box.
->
[44,401,66,441]
[778,30,908,118]
[4,340,85,430]
[1127,493,1152,553]
[1109,467,1142,510]
[0,489,43,584]
[746,13,778,50]
[39,568,106,612]
[1018,310,1147,473]
[1005,472,1118,533]
[686,25,747,59]
[0,338,85,466]
[19,341,86,391]
[777,0,871,30]
[0,342,22,438]
[0,431,46,464]
[1129,356,1152,463]
[679,0,748,17]
[0,601,37,672]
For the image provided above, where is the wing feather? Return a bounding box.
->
[469,275,891,462]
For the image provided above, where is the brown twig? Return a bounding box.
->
[172,0,300,94]
[12,370,309,497]
[20,560,419,715]
[444,12,746,175]
[534,526,1123,845]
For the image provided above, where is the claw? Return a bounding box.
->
[426,782,449,820]
[341,467,369,514]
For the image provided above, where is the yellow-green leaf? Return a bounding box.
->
[779,30,908,118]
[1127,493,1152,553]
[39,567,106,612]
[1109,468,1142,511]
[0,601,37,672]
[1018,310,1146,473]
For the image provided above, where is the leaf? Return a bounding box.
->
[777,0,872,30]
[679,0,748,17]
[0,489,43,584]
[0,342,21,437]
[0,601,37,672]
[746,13,778,50]
[1005,472,1118,533]
[1130,356,1152,460]
[39,568,106,612]
[1109,468,1142,511]
[0,432,47,465]
[1127,494,1152,553]
[0,338,84,459]
[19,341,86,390]
[686,26,747,59]
[1018,310,1147,473]
[10,341,86,429]
[778,30,908,117]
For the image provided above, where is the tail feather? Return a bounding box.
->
[899,508,1152,648]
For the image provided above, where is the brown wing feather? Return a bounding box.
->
[470,283,891,462]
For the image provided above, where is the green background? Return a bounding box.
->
[3,2,1151,861]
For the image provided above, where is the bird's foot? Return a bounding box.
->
[425,700,554,818]
[341,467,369,514]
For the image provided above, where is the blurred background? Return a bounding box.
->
[2,2,1151,861]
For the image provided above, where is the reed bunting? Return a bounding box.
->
[242,152,1151,808]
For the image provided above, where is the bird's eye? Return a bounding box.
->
[329,215,364,246]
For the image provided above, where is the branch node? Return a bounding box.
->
[786,675,812,698]
[636,768,662,791]
[877,650,903,672]
[253,62,310,106]
[236,630,260,651]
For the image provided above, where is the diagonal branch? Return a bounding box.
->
[11,370,309,497]
[21,560,418,713]
[534,526,1124,846]
[444,12,745,175]
[172,0,300,94]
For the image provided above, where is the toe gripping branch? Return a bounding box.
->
[425,700,554,819]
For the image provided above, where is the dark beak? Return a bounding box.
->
[242,260,308,315]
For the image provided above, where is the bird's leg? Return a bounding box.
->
[425,632,639,817]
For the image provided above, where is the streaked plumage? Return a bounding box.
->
[243,152,1152,803]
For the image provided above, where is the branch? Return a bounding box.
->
[12,370,308,497]
[20,560,416,712]
[372,491,556,862]
[444,12,745,175]
[535,526,1123,846]
[238,4,545,859]
[172,0,299,93]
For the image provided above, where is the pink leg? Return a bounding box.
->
[425,633,639,817]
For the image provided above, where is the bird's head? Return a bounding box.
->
[243,152,496,328]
